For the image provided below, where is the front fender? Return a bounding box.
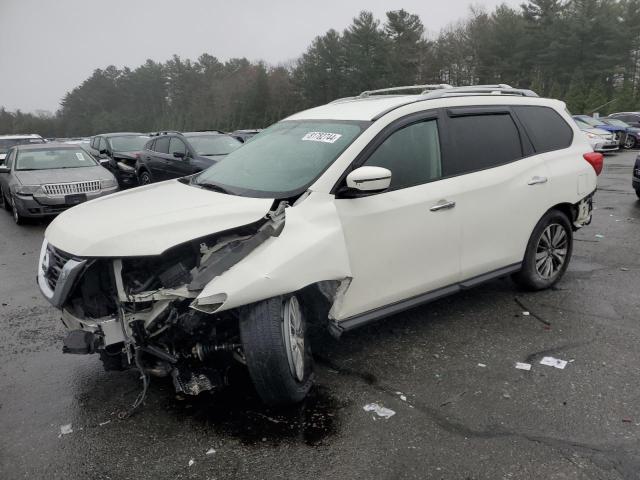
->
[195,192,351,312]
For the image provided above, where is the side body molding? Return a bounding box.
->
[196,192,353,312]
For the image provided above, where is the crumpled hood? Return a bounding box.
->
[15,166,113,185]
[45,180,273,257]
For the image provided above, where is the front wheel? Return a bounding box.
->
[624,135,637,149]
[240,295,313,406]
[512,210,573,290]
[10,194,25,225]
[636,189,640,200]
[139,170,152,185]
[1,186,10,211]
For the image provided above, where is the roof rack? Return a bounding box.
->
[422,84,538,99]
[358,84,453,98]
[148,131,183,137]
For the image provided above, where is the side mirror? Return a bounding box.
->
[173,151,186,159]
[345,166,392,193]
[0,165,9,174]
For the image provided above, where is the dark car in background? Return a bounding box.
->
[600,118,640,149]
[0,143,118,224]
[136,131,241,184]
[608,112,640,128]
[89,133,150,187]
[231,129,262,143]
[573,115,627,147]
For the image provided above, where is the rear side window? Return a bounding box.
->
[362,120,442,190]
[513,106,572,153]
[154,136,170,154]
[443,113,522,176]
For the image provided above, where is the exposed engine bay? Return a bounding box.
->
[53,202,289,408]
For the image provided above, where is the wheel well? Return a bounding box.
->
[137,166,149,176]
[549,203,575,225]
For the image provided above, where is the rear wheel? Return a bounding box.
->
[636,189,640,200]
[139,170,152,185]
[239,295,313,406]
[512,210,573,290]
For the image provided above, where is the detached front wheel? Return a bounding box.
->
[240,295,313,406]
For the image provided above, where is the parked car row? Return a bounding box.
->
[572,112,640,152]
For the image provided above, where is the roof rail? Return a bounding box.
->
[148,130,184,137]
[358,84,453,98]
[422,85,538,99]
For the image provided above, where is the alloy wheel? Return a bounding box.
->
[624,136,636,149]
[535,223,568,279]
[283,296,305,382]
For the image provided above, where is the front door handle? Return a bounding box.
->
[528,176,548,185]
[430,199,456,212]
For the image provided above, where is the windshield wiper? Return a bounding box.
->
[195,181,234,195]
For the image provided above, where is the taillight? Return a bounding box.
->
[583,152,604,175]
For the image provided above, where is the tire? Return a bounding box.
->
[1,186,10,212]
[10,194,25,225]
[139,170,152,185]
[624,135,636,149]
[239,295,313,406]
[512,210,573,290]
[636,189,640,200]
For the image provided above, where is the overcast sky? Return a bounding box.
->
[0,0,520,113]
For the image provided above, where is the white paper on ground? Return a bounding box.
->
[540,356,568,369]
[206,448,216,455]
[515,362,532,371]
[59,424,73,436]
[477,363,487,368]
[363,403,396,419]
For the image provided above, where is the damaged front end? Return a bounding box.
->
[38,203,287,398]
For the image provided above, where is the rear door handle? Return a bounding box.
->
[430,200,456,212]
[528,176,548,185]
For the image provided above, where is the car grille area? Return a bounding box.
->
[42,181,100,196]
[44,244,75,291]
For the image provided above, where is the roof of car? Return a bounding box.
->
[14,142,80,151]
[286,93,562,122]
[182,131,225,136]
[0,133,43,139]
[94,132,144,137]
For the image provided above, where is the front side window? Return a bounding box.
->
[15,148,97,171]
[5,149,16,168]
[109,135,150,152]
[362,120,442,190]
[444,113,523,176]
[194,120,366,197]
[98,137,107,152]
[169,138,187,156]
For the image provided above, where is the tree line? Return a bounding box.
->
[4,0,640,138]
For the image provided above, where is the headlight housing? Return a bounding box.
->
[101,178,117,189]
[14,185,41,195]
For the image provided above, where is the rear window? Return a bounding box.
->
[514,106,573,153]
[443,113,523,176]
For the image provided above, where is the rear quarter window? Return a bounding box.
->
[513,106,573,153]
[443,113,523,176]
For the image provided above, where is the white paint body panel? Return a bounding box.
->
[45,180,273,257]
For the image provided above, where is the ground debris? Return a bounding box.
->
[363,403,396,419]
[515,362,532,371]
[58,424,73,437]
[540,356,568,369]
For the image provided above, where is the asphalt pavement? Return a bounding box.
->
[1,151,640,479]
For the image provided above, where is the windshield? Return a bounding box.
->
[0,137,44,154]
[193,120,367,197]
[577,116,605,127]
[186,135,242,156]
[109,135,150,152]
[16,148,97,171]
[604,118,629,128]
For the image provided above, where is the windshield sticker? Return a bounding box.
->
[75,152,85,161]
[302,132,342,144]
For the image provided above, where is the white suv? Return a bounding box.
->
[37,85,600,406]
